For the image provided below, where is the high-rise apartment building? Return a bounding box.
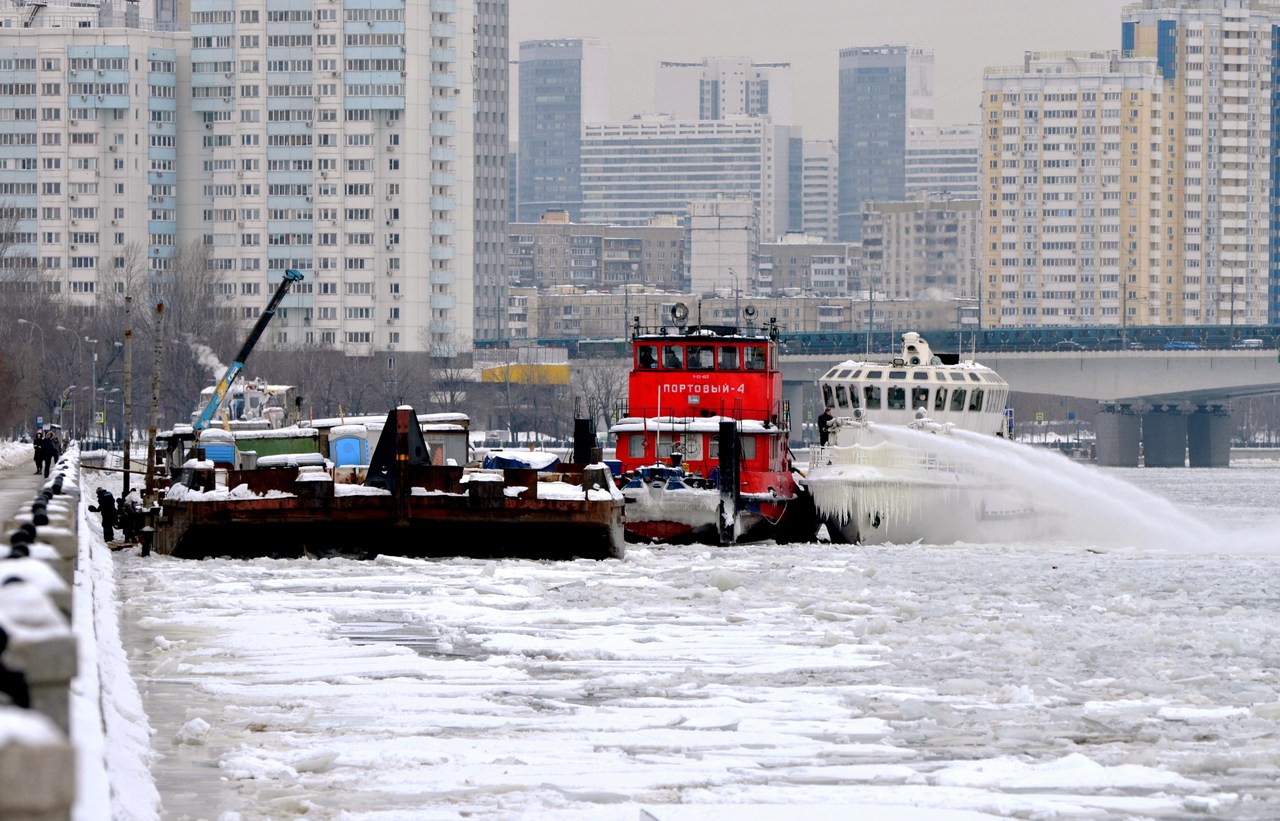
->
[687,197,758,298]
[906,125,981,200]
[1122,0,1278,326]
[800,140,839,241]
[758,234,861,297]
[655,57,793,124]
[981,52,1165,328]
[515,38,610,223]
[579,117,801,242]
[470,0,511,346]
[862,195,979,301]
[507,211,686,292]
[0,0,504,354]
[837,45,935,241]
[0,1,186,292]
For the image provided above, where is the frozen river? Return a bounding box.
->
[103,460,1280,821]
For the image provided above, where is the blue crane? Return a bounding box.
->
[192,268,304,432]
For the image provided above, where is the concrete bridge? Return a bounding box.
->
[780,347,1280,467]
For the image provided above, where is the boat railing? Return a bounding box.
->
[808,441,967,476]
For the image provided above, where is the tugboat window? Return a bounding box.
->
[709,435,756,460]
[949,372,965,382]
[912,387,930,409]
[969,389,984,412]
[744,345,766,370]
[688,345,714,370]
[822,384,836,407]
[637,346,657,369]
[663,346,683,369]
[950,388,967,412]
[889,370,907,380]
[913,371,929,380]
[835,385,851,408]
[887,387,906,410]
[718,346,739,370]
[628,435,645,458]
[934,388,948,412]
[864,385,881,409]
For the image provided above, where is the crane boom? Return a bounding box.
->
[192,268,304,432]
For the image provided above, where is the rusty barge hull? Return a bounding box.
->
[155,488,624,561]
[152,406,625,561]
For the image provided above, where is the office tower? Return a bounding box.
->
[580,117,801,242]
[0,2,187,298]
[655,57,793,124]
[981,52,1165,328]
[801,140,839,240]
[1123,0,1278,326]
[837,45,935,240]
[906,125,981,200]
[516,38,610,223]
[861,195,980,300]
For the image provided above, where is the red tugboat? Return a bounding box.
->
[609,303,815,545]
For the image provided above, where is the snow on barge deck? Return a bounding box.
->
[151,406,625,561]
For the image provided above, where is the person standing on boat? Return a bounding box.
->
[817,407,834,447]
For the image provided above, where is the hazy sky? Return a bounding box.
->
[510,0,1133,140]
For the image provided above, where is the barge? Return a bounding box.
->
[151,406,625,560]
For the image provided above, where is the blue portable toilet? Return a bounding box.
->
[329,424,370,466]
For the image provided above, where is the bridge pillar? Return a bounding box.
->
[1094,406,1139,467]
[1142,409,1187,467]
[1188,407,1232,467]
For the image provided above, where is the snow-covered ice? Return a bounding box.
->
[4,438,1279,820]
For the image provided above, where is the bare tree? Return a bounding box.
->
[573,357,631,432]
[0,201,61,432]
[422,333,474,414]
[139,241,242,427]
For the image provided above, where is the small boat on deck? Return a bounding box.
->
[801,332,1042,545]
[608,304,815,545]
[151,406,625,560]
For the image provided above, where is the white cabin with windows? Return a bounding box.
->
[818,332,1009,437]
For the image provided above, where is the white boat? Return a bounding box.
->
[801,332,1052,545]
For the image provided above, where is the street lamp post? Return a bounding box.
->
[86,338,99,444]
[17,318,45,357]
[56,326,84,436]
[17,319,46,425]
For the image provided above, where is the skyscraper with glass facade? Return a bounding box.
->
[515,38,609,223]
[837,45,935,241]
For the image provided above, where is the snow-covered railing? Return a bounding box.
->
[0,448,81,819]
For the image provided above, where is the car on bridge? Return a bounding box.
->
[1163,340,1201,350]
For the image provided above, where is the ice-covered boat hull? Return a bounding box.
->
[806,456,1042,545]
